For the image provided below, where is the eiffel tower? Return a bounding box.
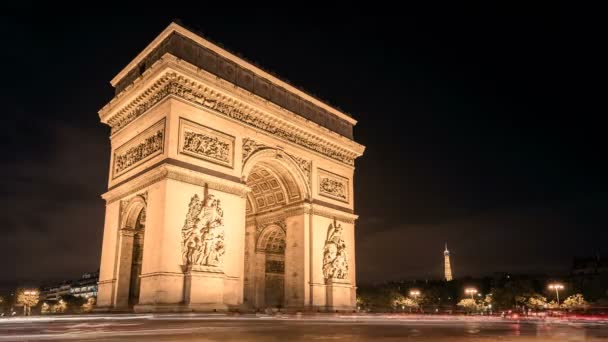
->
[444,243,453,281]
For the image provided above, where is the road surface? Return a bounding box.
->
[1,313,607,341]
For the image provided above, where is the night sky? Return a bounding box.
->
[2,5,605,287]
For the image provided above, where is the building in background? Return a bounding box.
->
[40,271,99,301]
[70,272,99,299]
[444,244,453,281]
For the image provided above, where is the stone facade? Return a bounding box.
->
[96,22,364,313]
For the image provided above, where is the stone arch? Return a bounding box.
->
[256,224,286,253]
[115,194,147,308]
[120,195,147,230]
[253,224,286,308]
[242,148,311,201]
[242,149,310,309]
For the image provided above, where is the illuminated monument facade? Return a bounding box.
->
[95,23,365,312]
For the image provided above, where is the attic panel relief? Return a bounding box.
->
[317,168,349,203]
[179,118,235,168]
[112,119,165,178]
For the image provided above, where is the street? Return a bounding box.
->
[1,314,607,341]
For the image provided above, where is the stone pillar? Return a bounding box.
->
[325,278,354,311]
[114,228,135,309]
[183,266,228,311]
[95,200,121,311]
[253,251,266,309]
[284,214,306,310]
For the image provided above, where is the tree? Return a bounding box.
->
[82,297,96,313]
[402,298,419,312]
[53,299,67,313]
[561,294,589,311]
[357,285,408,312]
[526,294,548,311]
[547,300,559,309]
[41,302,51,314]
[490,279,535,310]
[58,295,86,314]
[392,293,407,308]
[16,289,39,316]
[457,299,480,313]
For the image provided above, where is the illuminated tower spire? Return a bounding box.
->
[444,243,453,281]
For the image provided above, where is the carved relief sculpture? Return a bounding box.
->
[179,118,235,168]
[113,120,165,177]
[181,191,226,268]
[322,218,348,280]
[318,169,349,202]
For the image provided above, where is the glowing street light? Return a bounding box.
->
[548,283,564,306]
[465,288,478,300]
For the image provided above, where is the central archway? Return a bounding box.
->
[242,149,310,310]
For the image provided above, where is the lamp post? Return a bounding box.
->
[548,283,564,306]
[409,290,421,312]
[465,288,478,300]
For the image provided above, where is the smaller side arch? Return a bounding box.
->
[256,224,286,254]
[120,195,147,230]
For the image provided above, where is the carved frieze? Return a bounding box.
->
[318,168,349,203]
[178,118,235,168]
[242,138,266,163]
[112,119,165,178]
[322,218,348,280]
[106,74,356,166]
[287,153,311,188]
[181,191,226,268]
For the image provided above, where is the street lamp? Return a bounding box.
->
[548,283,564,306]
[465,288,478,300]
[409,290,421,313]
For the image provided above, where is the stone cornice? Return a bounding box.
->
[246,201,310,226]
[110,22,357,126]
[99,55,364,166]
[310,203,359,224]
[102,163,250,203]
[245,201,358,225]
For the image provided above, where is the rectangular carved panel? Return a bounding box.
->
[112,119,165,178]
[318,168,349,203]
[178,118,235,168]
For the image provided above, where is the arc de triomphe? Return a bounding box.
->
[96,22,365,312]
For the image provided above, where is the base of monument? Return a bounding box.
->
[134,303,229,313]
[92,305,134,313]
[321,305,357,313]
